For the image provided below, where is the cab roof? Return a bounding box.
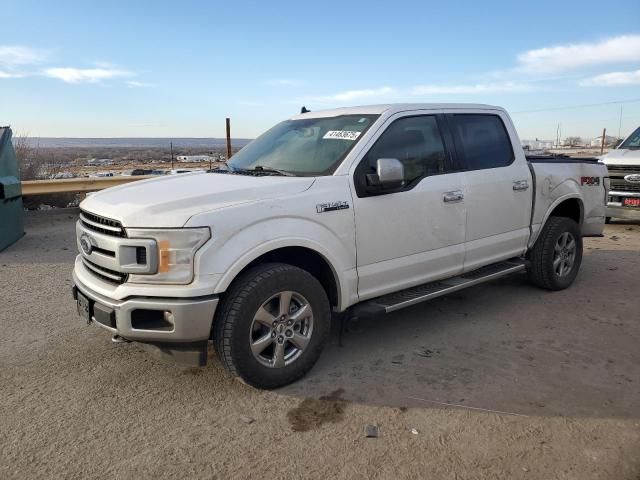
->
[290,103,504,120]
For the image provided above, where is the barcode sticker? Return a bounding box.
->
[323,130,361,141]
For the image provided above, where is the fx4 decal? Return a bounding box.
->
[580,176,600,186]
[316,201,349,213]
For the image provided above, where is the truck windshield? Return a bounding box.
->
[619,127,640,149]
[227,114,379,176]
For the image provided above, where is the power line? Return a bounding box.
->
[511,98,640,114]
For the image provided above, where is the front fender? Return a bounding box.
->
[195,214,358,311]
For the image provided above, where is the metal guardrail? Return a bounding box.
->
[21,175,153,196]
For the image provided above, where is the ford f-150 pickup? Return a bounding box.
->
[600,125,640,222]
[72,103,608,388]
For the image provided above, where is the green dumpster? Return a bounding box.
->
[0,127,24,251]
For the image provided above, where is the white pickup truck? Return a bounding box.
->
[600,125,640,222]
[72,103,607,388]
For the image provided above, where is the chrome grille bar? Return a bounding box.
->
[79,213,122,233]
[79,210,125,237]
[82,257,127,284]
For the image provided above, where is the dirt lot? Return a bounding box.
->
[1,211,639,479]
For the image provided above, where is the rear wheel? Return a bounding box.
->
[213,263,330,389]
[527,216,583,290]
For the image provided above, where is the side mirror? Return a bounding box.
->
[366,158,404,190]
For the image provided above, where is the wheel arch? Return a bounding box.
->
[548,196,583,224]
[214,242,344,311]
[530,194,584,247]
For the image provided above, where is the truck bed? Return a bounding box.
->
[527,155,608,242]
[526,154,600,164]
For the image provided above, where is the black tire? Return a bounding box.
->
[213,262,331,389]
[527,216,583,291]
[605,217,611,224]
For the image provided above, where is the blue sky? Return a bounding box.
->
[1,0,639,140]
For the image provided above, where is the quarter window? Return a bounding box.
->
[448,114,514,170]
[361,115,448,185]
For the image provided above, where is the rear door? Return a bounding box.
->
[446,112,532,270]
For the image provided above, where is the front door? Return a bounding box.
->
[350,114,467,301]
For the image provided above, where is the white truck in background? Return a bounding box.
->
[72,103,607,389]
[600,126,640,222]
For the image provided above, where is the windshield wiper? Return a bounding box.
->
[255,165,295,176]
[235,165,295,176]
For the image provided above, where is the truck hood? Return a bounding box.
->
[600,149,640,166]
[80,172,315,227]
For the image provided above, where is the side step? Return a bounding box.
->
[354,259,526,315]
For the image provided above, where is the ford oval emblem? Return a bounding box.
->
[80,234,94,255]
[624,174,640,184]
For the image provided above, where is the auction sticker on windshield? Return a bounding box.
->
[323,130,361,140]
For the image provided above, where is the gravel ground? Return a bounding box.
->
[0,210,639,479]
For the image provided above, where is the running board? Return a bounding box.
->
[354,259,526,315]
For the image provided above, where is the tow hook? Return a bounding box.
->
[112,335,131,344]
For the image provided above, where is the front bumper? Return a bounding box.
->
[606,204,640,221]
[72,270,219,344]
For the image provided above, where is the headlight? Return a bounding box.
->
[125,227,210,284]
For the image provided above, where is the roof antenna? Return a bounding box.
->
[300,106,310,114]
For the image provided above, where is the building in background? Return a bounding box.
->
[590,135,619,148]
[176,155,213,163]
[87,158,113,166]
[521,139,554,151]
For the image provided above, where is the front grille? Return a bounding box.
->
[80,210,125,237]
[82,257,128,284]
[607,165,640,175]
[610,180,640,193]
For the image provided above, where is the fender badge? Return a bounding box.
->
[316,201,349,213]
[580,176,600,186]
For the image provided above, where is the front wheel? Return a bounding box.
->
[527,216,583,290]
[213,263,331,389]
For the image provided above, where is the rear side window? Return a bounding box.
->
[448,114,514,170]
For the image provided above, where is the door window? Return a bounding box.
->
[359,115,448,188]
[447,114,514,170]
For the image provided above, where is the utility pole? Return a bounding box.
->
[618,105,623,139]
[226,118,232,160]
[600,128,606,154]
[170,141,174,169]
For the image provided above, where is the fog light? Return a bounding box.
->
[131,309,174,331]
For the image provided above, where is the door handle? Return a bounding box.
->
[443,190,464,203]
[513,180,529,191]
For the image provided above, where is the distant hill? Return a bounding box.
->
[26,137,253,149]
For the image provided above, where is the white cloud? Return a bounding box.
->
[0,45,46,79]
[304,82,533,105]
[44,66,131,83]
[517,34,640,73]
[312,86,396,103]
[127,80,155,88]
[0,70,25,79]
[0,45,46,66]
[411,81,533,95]
[579,69,640,87]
